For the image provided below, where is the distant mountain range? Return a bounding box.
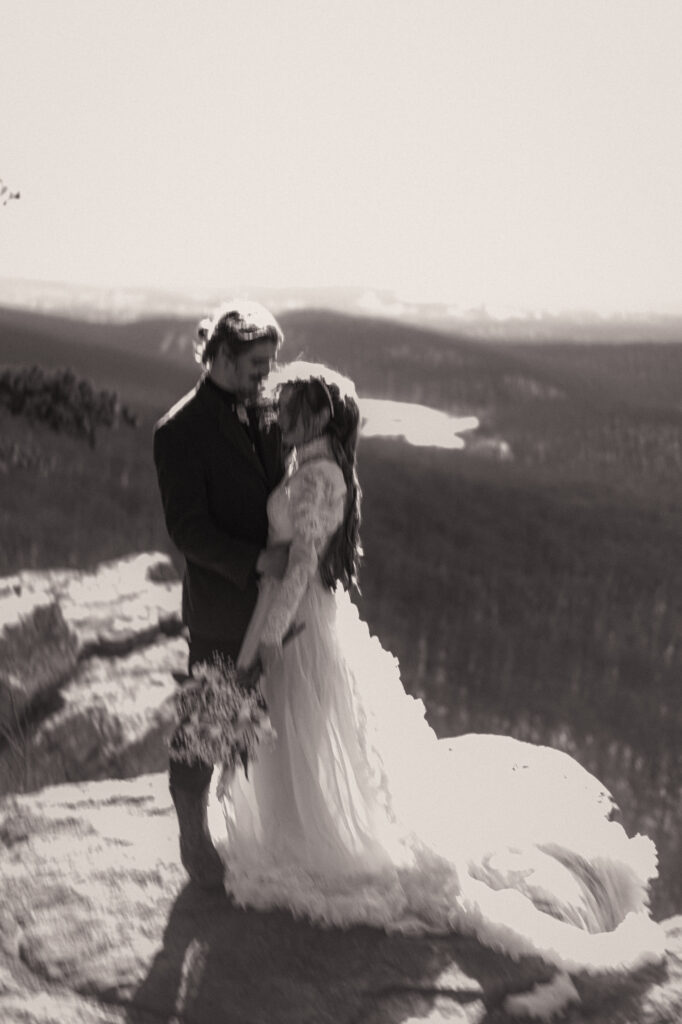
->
[0,277,680,343]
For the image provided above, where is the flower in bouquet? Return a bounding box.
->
[169,621,305,798]
[170,655,276,786]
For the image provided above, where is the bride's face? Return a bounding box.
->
[277,385,307,448]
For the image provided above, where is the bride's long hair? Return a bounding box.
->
[274,365,362,593]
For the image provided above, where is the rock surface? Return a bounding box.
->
[0,592,78,735]
[2,551,183,660]
[0,553,185,794]
[0,774,680,1024]
[24,636,187,790]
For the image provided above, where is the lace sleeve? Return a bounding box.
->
[259,461,346,647]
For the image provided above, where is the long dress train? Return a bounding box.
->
[209,436,665,981]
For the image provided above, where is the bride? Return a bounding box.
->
[207,360,665,985]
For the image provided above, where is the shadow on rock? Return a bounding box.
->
[125,882,495,1024]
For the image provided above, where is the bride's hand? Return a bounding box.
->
[258,641,282,674]
[236,661,263,692]
[256,543,290,580]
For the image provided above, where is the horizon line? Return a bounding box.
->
[0,275,681,324]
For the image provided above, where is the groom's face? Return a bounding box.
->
[227,340,278,400]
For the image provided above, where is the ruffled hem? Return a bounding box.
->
[216,840,666,975]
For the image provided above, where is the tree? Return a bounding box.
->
[0,366,138,448]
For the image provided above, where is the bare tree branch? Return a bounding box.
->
[1,178,21,206]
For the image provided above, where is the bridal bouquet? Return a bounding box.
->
[170,623,304,798]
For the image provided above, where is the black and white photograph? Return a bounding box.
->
[1,2,680,1021]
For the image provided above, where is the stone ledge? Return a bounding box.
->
[0,774,680,1024]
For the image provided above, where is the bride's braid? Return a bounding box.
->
[323,383,362,593]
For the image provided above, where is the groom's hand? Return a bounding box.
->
[256,543,290,580]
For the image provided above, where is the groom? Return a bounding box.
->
[154,301,288,888]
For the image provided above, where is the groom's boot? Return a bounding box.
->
[169,763,224,890]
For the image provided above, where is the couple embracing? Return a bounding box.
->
[154,301,664,986]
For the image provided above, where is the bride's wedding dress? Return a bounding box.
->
[210,436,664,978]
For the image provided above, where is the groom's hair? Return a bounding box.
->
[194,300,284,367]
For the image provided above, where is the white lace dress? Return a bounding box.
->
[210,437,665,979]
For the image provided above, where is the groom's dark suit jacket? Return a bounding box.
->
[153,376,284,649]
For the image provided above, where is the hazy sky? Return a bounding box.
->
[1,0,681,313]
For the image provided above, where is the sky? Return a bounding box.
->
[1,0,681,314]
